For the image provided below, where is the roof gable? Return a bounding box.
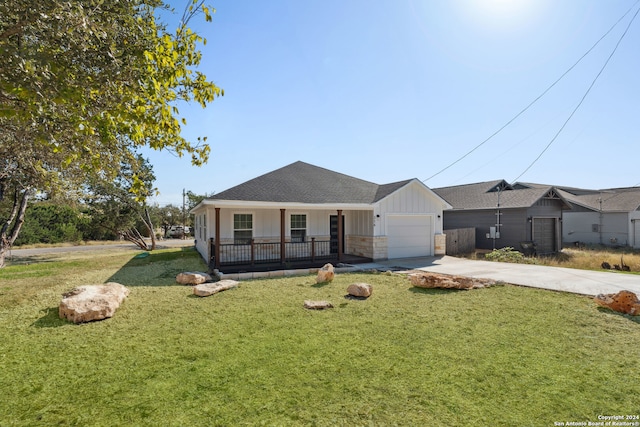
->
[434,180,569,210]
[373,179,414,202]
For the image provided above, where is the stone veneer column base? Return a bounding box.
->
[434,233,446,256]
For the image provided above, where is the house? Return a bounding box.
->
[555,186,640,248]
[433,180,571,254]
[190,161,452,272]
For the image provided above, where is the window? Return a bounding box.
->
[201,213,207,240]
[234,214,252,244]
[290,214,307,243]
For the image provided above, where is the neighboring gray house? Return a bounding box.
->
[190,161,451,271]
[555,187,640,248]
[433,180,571,254]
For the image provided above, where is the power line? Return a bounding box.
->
[422,0,640,184]
[511,4,640,183]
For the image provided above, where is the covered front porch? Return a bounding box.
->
[202,206,378,274]
[207,237,372,273]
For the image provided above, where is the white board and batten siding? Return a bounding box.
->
[375,180,445,258]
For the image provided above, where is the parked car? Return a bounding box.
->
[168,226,190,238]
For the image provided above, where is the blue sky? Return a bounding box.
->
[144,0,640,207]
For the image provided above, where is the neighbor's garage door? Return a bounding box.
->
[533,218,556,254]
[387,215,433,258]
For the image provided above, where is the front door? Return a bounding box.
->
[533,218,556,254]
[330,215,344,254]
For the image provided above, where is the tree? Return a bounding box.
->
[85,156,159,251]
[152,204,183,237]
[0,0,223,266]
[14,202,87,245]
[185,190,215,211]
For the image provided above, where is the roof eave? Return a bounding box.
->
[193,199,374,211]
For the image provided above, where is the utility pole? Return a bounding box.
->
[182,188,186,240]
[493,189,502,250]
[598,195,603,245]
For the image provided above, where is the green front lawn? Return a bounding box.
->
[1,248,638,426]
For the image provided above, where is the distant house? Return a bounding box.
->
[556,187,640,248]
[433,180,571,254]
[190,161,451,271]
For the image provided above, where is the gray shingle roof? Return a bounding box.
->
[433,180,565,210]
[557,189,640,212]
[518,183,640,212]
[208,161,415,204]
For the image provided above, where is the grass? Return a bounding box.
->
[470,245,640,273]
[543,246,640,272]
[1,248,639,426]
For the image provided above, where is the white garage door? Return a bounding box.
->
[387,215,433,259]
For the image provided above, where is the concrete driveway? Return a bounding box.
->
[355,255,640,297]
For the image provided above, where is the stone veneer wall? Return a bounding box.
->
[347,235,372,258]
[347,235,387,260]
[434,233,446,256]
[373,236,388,260]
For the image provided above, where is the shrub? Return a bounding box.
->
[485,247,527,263]
[14,203,88,245]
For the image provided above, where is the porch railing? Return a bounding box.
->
[209,238,334,267]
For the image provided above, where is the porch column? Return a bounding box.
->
[214,207,221,269]
[337,209,343,263]
[280,209,286,265]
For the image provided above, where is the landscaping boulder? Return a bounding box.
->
[316,263,335,283]
[408,272,495,290]
[176,271,212,285]
[193,280,239,297]
[304,300,333,310]
[59,282,129,324]
[347,283,372,298]
[594,290,640,316]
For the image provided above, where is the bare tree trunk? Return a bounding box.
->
[0,188,30,268]
[121,227,151,251]
[123,207,156,252]
[143,207,156,251]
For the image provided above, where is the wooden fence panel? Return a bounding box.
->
[445,228,475,255]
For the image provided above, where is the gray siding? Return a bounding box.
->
[444,199,565,252]
[444,208,528,250]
